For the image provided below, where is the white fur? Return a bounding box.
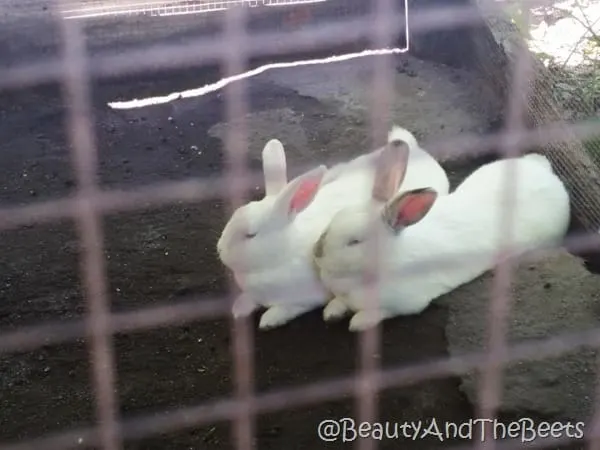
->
[216,126,450,329]
[314,152,571,331]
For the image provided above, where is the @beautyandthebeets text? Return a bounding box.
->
[317,417,585,443]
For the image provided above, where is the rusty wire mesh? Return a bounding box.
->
[2,0,600,449]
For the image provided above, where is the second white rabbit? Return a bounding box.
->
[312,141,571,331]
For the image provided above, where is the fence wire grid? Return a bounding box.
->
[2,0,600,449]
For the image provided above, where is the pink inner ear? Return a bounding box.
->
[397,195,429,225]
[289,178,320,213]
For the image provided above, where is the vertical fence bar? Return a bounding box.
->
[474,4,533,449]
[55,2,121,450]
[588,354,600,450]
[222,3,255,450]
[356,0,397,449]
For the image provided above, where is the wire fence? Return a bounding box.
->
[2,0,600,449]
[525,0,600,168]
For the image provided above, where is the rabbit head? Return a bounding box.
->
[313,137,439,278]
[217,138,328,273]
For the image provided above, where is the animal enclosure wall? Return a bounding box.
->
[2,1,600,450]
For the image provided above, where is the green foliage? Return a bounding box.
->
[506,2,531,38]
[503,1,600,167]
[501,1,600,119]
[546,64,600,116]
[526,4,600,120]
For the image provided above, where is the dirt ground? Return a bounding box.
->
[0,23,588,450]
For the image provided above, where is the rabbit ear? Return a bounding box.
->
[381,188,438,232]
[271,165,327,222]
[387,125,419,151]
[262,139,287,196]
[322,127,415,186]
[371,139,410,202]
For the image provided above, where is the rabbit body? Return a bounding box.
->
[313,151,571,331]
[217,126,450,330]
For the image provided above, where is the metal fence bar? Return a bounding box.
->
[588,356,600,450]
[474,4,534,449]
[55,2,122,450]
[356,0,399,448]
[1,228,599,357]
[0,294,229,354]
[222,4,255,450]
[0,120,599,234]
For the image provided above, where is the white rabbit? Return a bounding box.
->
[216,126,450,330]
[313,142,571,332]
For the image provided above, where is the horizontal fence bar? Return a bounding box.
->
[0,119,598,232]
[0,228,599,355]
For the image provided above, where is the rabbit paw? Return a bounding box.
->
[232,295,257,319]
[259,305,312,330]
[259,306,295,330]
[323,297,350,322]
[349,310,383,332]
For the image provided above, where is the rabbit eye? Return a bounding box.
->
[245,232,257,239]
[347,238,362,246]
